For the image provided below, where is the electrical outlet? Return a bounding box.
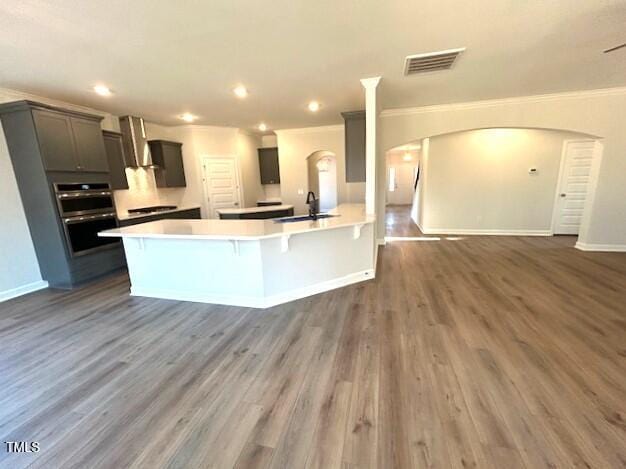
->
[297,189,304,195]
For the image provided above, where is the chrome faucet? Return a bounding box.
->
[306,191,318,219]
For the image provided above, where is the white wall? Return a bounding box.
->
[410,139,427,227]
[275,125,365,214]
[419,128,585,233]
[379,87,626,249]
[0,124,47,299]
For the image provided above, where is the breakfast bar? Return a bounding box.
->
[100,204,375,308]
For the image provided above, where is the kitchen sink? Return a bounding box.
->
[274,213,338,223]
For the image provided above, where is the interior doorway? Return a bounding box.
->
[385,146,419,207]
[202,157,242,218]
[384,144,421,238]
[552,139,599,235]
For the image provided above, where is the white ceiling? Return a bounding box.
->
[1,1,624,131]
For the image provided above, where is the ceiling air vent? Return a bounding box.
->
[404,48,465,75]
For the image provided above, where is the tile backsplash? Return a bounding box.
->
[113,167,185,215]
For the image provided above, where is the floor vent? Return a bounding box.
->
[404,48,465,75]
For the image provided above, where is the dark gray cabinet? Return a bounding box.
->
[0,100,125,289]
[32,108,109,173]
[103,131,129,190]
[32,109,78,171]
[148,140,186,187]
[258,147,280,184]
[71,117,108,172]
[342,110,366,182]
[118,207,201,227]
[219,207,293,220]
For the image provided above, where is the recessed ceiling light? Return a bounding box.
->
[93,85,112,96]
[233,85,248,98]
[403,153,413,161]
[258,123,267,132]
[180,113,196,123]
[308,101,320,112]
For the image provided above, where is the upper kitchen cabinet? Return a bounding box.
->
[342,110,366,182]
[70,117,108,172]
[0,101,109,173]
[102,130,129,190]
[148,140,187,187]
[258,147,280,184]
[31,109,78,172]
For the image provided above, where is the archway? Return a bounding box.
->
[382,127,603,245]
[306,150,338,212]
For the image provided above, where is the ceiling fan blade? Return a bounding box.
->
[603,43,626,53]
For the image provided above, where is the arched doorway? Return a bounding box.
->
[306,150,338,212]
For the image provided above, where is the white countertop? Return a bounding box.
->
[101,204,374,241]
[117,206,201,221]
[216,204,293,215]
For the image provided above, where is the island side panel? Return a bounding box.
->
[259,223,375,303]
[122,237,265,306]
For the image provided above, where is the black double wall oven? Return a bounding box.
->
[54,182,120,257]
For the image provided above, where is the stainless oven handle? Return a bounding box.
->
[64,213,117,224]
[58,191,112,198]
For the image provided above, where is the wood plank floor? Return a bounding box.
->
[1,206,625,468]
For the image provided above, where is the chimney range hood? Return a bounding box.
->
[119,116,156,168]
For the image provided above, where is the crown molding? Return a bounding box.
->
[275,124,343,135]
[380,86,626,117]
[0,86,112,117]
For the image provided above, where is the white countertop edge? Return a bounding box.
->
[100,216,375,241]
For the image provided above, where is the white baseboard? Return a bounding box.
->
[420,227,553,236]
[376,238,386,246]
[131,269,376,309]
[0,280,49,303]
[575,242,626,252]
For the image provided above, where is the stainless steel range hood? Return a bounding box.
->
[119,116,155,168]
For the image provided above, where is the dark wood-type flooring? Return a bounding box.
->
[1,206,625,468]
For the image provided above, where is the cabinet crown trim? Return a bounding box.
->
[0,100,104,121]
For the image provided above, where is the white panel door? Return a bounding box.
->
[553,140,596,235]
[387,164,416,205]
[203,158,241,218]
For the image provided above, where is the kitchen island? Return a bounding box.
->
[100,204,375,308]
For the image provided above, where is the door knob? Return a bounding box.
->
[560,193,566,197]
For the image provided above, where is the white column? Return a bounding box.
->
[360,77,381,216]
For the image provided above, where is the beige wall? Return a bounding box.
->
[275,125,365,214]
[379,87,626,248]
[420,128,585,233]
